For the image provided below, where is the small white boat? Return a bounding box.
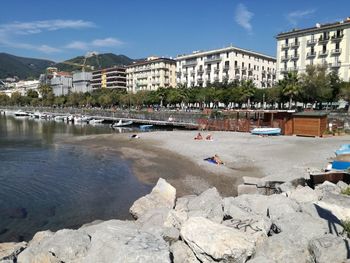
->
[89,119,104,124]
[68,115,74,122]
[14,110,29,117]
[111,119,133,127]
[251,127,281,136]
[54,115,67,121]
[74,116,90,123]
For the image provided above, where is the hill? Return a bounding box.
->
[0,53,54,79]
[55,53,134,72]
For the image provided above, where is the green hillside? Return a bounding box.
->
[55,53,134,72]
[0,53,54,79]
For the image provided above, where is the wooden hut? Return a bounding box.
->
[292,112,328,137]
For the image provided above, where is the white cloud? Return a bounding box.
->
[234,3,254,33]
[65,37,123,50]
[0,19,95,35]
[287,9,316,26]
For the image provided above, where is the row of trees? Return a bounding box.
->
[1,65,350,110]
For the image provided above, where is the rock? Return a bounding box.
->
[180,217,255,263]
[243,176,262,186]
[28,230,54,246]
[308,234,350,263]
[163,227,180,243]
[315,191,350,221]
[136,207,171,230]
[170,241,199,263]
[276,181,295,193]
[237,184,259,195]
[254,234,313,263]
[0,242,27,261]
[130,178,176,219]
[301,202,343,235]
[187,188,223,223]
[17,229,91,263]
[337,180,349,190]
[224,194,300,220]
[289,186,319,203]
[315,181,341,198]
[82,220,170,263]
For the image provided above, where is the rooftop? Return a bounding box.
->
[126,57,176,67]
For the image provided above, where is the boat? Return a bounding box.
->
[331,160,350,170]
[74,116,90,123]
[140,124,153,130]
[89,119,104,124]
[111,119,133,127]
[251,127,281,136]
[54,115,67,122]
[14,110,29,117]
[335,144,350,156]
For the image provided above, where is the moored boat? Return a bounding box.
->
[14,110,29,117]
[335,144,350,156]
[251,127,281,136]
[111,119,133,127]
[89,119,104,124]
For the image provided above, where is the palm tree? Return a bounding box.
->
[240,80,256,108]
[281,72,301,109]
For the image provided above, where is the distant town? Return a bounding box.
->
[1,17,350,110]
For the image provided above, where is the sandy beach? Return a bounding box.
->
[64,131,350,197]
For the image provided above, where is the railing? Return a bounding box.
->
[331,49,342,55]
[290,54,299,60]
[318,50,328,56]
[290,42,300,48]
[288,67,299,71]
[223,65,230,71]
[331,34,344,41]
[197,69,204,74]
[281,43,289,49]
[307,39,317,45]
[330,61,341,68]
[306,52,316,58]
[281,55,289,61]
[183,60,197,67]
[204,56,222,63]
[318,36,329,43]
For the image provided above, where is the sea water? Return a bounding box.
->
[0,114,151,242]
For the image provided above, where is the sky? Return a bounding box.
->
[0,0,349,62]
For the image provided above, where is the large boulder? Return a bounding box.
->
[180,217,255,263]
[0,242,27,262]
[170,241,199,263]
[130,178,176,219]
[315,181,341,199]
[187,188,223,223]
[164,195,196,230]
[289,186,319,203]
[308,234,350,263]
[17,229,91,263]
[315,192,350,221]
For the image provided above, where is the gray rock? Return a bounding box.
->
[308,234,350,263]
[276,181,295,193]
[187,188,223,223]
[170,241,199,263]
[163,227,180,243]
[0,242,27,261]
[237,184,259,195]
[247,256,274,263]
[337,180,349,190]
[289,186,319,203]
[180,217,255,263]
[315,181,341,198]
[130,178,176,219]
[17,229,91,263]
[136,207,171,230]
[243,176,262,186]
[315,191,350,221]
[82,220,170,263]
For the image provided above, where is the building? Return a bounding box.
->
[276,17,350,81]
[126,57,176,93]
[50,73,72,96]
[0,80,40,97]
[175,46,276,89]
[72,72,92,93]
[91,66,126,90]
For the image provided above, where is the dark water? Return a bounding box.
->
[0,114,152,242]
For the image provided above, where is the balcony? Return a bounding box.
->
[205,68,211,73]
[280,68,288,74]
[223,65,230,71]
[290,42,300,48]
[197,78,203,83]
[190,71,195,77]
[281,55,289,62]
[214,76,219,82]
[183,60,197,67]
[197,69,204,75]
[331,49,342,55]
[318,50,328,57]
[330,61,341,68]
[307,39,317,46]
[281,43,289,50]
[318,36,330,44]
[214,68,220,74]
[306,52,316,58]
[235,74,240,79]
[288,67,299,72]
[234,65,240,70]
[331,34,344,41]
[176,72,181,77]
[290,54,299,60]
[204,56,222,64]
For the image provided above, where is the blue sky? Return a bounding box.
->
[0,0,349,62]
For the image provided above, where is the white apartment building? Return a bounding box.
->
[176,46,276,89]
[91,66,126,90]
[276,17,350,81]
[126,57,176,93]
[0,80,40,97]
[72,72,92,93]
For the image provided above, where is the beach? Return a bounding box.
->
[65,131,350,197]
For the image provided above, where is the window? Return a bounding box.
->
[226,52,229,58]
[285,38,289,44]
[335,42,340,50]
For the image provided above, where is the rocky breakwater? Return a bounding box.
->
[1,178,350,262]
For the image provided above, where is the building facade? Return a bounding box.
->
[91,66,126,90]
[175,46,276,89]
[72,72,92,93]
[51,75,72,96]
[276,17,350,81]
[126,57,176,93]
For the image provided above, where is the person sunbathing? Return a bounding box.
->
[206,134,213,140]
[213,154,224,165]
[194,132,203,140]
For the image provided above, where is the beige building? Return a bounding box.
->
[126,57,176,93]
[176,46,276,89]
[276,17,350,81]
[91,66,126,90]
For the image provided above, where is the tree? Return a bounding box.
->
[239,80,256,108]
[38,84,52,100]
[27,89,39,99]
[339,82,350,112]
[10,92,23,106]
[280,71,301,109]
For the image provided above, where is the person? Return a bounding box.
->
[194,132,203,140]
[206,134,213,140]
[213,154,224,165]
